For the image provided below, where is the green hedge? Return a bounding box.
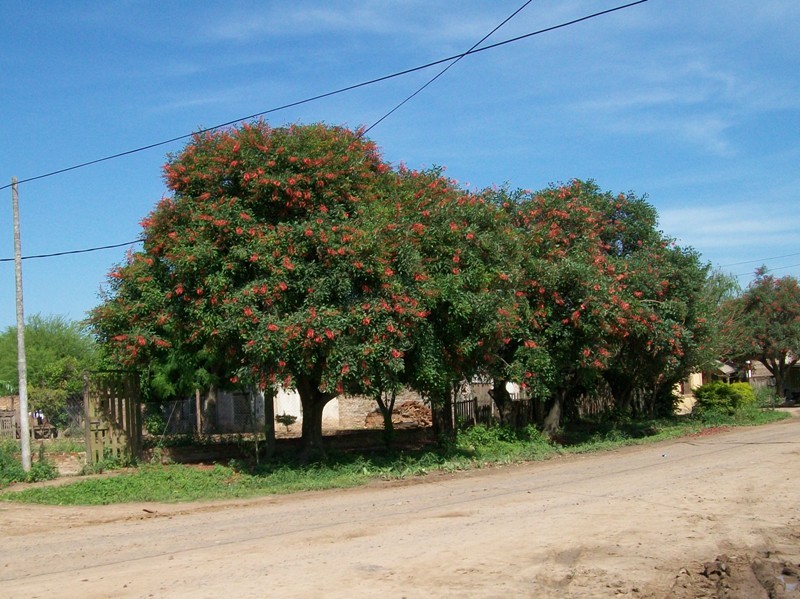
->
[693,381,755,416]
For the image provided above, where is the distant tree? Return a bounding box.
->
[0,314,97,427]
[722,270,800,399]
[700,269,742,362]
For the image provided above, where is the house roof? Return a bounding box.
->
[718,364,737,376]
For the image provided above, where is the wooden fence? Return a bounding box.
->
[0,410,59,440]
[454,397,497,428]
[84,371,141,465]
[0,410,15,439]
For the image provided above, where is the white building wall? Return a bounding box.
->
[273,387,340,430]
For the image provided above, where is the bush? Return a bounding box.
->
[729,382,756,407]
[693,381,755,417]
[143,404,168,437]
[458,424,517,448]
[0,441,58,486]
[0,441,25,486]
[753,386,780,407]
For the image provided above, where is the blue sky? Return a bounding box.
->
[1,0,798,331]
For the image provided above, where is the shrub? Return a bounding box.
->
[0,441,58,486]
[693,381,754,417]
[143,404,168,437]
[753,386,780,407]
[729,382,756,407]
[27,457,58,483]
[0,442,25,486]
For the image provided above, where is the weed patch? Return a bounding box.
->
[0,441,58,487]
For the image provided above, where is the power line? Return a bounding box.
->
[0,240,141,263]
[720,251,800,268]
[734,262,800,278]
[2,4,535,266]
[0,0,648,192]
[0,1,649,266]
[363,0,534,136]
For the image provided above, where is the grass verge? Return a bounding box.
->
[0,408,789,505]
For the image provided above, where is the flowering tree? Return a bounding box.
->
[386,168,522,437]
[581,189,716,417]
[91,122,448,458]
[601,241,715,417]
[91,121,724,451]
[483,181,635,432]
[485,181,716,429]
[524,182,637,431]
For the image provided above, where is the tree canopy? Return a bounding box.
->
[90,121,720,455]
[0,314,97,427]
[721,270,800,398]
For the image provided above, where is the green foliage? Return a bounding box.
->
[29,444,58,482]
[456,424,554,462]
[753,385,780,407]
[0,314,97,427]
[721,272,800,398]
[729,382,756,406]
[0,441,58,487]
[0,441,23,486]
[43,437,85,453]
[693,381,754,417]
[81,447,135,475]
[142,404,168,437]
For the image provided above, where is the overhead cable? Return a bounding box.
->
[0,240,141,263]
[720,251,800,268]
[734,262,800,278]
[362,0,534,136]
[0,0,648,191]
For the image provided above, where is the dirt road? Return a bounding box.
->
[2,416,799,598]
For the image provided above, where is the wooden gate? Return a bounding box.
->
[0,410,16,439]
[84,371,142,465]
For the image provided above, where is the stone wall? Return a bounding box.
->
[338,389,427,429]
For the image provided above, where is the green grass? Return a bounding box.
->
[0,408,790,505]
[0,462,373,505]
[41,437,86,453]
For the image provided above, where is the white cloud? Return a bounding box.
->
[200,2,494,44]
[561,42,799,156]
[659,202,800,251]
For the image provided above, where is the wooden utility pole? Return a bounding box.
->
[195,388,202,436]
[12,177,31,471]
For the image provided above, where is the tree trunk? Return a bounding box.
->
[375,390,397,450]
[645,383,662,419]
[534,396,545,428]
[296,377,334,462]
[542,391,563,438]
[202,383,217,435]
[765,358,788,400]
[262,386,276,459]
[604,372,633,416]
[431,389,454,444]
[489,379,514,427]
